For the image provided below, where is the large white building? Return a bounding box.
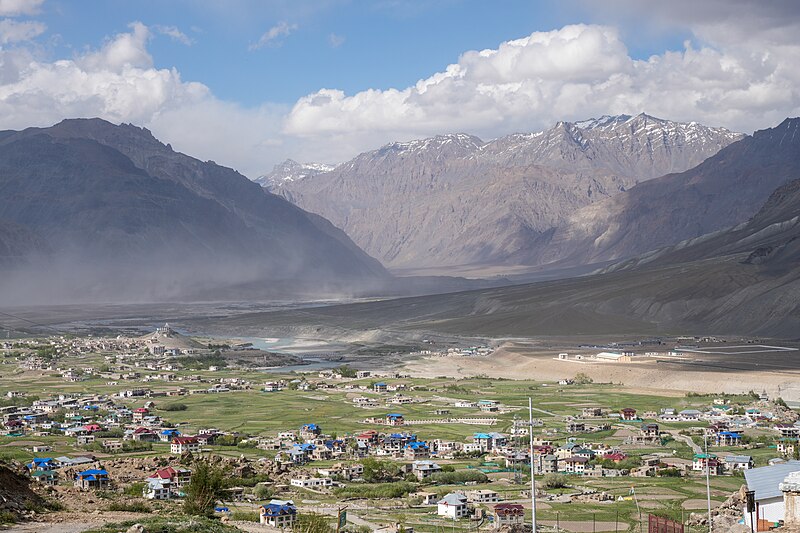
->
[744,460,800,524]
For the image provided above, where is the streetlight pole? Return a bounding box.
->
[528,397,538,532]
[705,433,713,533]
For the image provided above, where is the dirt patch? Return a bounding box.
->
[683,498,723,509]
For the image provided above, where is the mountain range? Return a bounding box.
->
[0,119,386,303]
[266,113,745,272]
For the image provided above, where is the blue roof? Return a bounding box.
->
[161,429,181,435]
[719,431,742,437]
[302,423,319,430]
[78,469,108,476]
[33,457,53,464]
[387,413,403,418]
[262,503,297,517]
[375,382,386,386]
[474,433,491,439]
[406,441,428,450]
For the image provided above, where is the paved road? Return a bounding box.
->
[671,431,702,454]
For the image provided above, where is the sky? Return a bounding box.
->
[0,0,798,177]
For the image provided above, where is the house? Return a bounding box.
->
[413,491,439,505]
[620,408,637,421]
[74,469,110,490]
[725,455,754,471]
[582,407,603,418]
[493,503,525,528]
[149,466,192,489]
[290,477,333,489]
[143,478,172,500]
[563,456,589,474]
[465,489,500,503]
[437,493,468,519]
[641,423,660,438]
[404,441,430,459]
[679,409,702,421]
[77,434,95,446]
[356,371,371,379]
[171,436,200,454]
[692,454,723,475]
[716,431,743,446]
[259,501,297,528]
[374,382,388,393]
[478,400,500,412]
[159,429,181,442]
[744,461,800,525]
[411,460,442,480]
[386,413,405,426]
[300,423,321,440]
[102,440,123,452]
[31,469,58,486]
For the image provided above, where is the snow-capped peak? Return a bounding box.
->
[255,159,335,190]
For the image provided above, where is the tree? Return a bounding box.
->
[574,373,593,385]
[184,460,225,516]
[541,473,568,489]
[360,457,398,482]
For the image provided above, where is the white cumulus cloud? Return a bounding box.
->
[283,22,800,154]
[0,17,44,43]
[0,0,43,17]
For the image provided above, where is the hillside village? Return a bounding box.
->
[2,330,800,531]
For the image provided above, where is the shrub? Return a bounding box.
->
[427,470,488,485]
[124,482,146,497]
[161,403,188,412]
[334,481,416,499]
[184,461,225,517]
[541,473,568,489]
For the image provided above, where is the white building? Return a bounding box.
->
[744,461,800,525]
[437,493,468,519]
[290,477,333,489]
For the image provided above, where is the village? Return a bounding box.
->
[2,328,800,532]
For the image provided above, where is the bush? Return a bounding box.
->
[360,458,400,482]
[336,365,357,378]
[427,470,488,485]
[541,473,568,489]
[253,484,273,500]
[124,482,146,497]
[334,481,416,499]
[184,461,225,517]
[574,372,593,385]
[161,403,188,412]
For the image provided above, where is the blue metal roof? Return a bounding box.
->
[745,461,800,500]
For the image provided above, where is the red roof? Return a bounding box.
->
[172,436,198,444]
[134,427,153,434]
[134,408,149,413]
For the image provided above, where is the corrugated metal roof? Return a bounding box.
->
[744,460,800,500]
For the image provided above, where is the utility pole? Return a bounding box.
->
[528,397,537,532]
[705,433,712,533]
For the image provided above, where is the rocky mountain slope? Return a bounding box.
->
[0,119,386,303]
[539,118,800,267]
[256,159,334,190]
[268,114,743,271]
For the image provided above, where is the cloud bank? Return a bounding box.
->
[0,1,797,177]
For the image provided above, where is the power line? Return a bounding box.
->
[0,310,64,335]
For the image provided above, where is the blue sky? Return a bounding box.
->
[0,0,797,175]
[38,0,690,106]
